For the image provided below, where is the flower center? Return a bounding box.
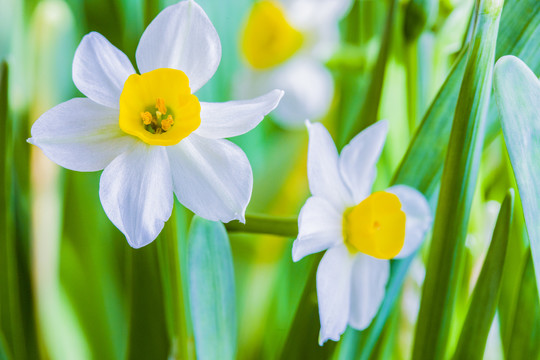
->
[140,98,175,134]
[241,0,303,69]
[119,68,201,146]
[343,191,406,259]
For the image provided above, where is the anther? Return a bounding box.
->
[156,98,167,114]
[162,121,172,131]
[141,111,153,125]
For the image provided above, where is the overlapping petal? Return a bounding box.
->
[306,121,353,210]
[386,185,432,259]
[167,134,252,223]
[292,196,343,262]
[339,120,388,203]
[317,244,354,345]
[28,98,137,172]
[348,254,390,330]
[136,0,221,93]
[99,144,174,248]
[195,90,284,139]
[72,32,135,109]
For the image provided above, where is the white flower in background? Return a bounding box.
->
[28,0,284,248]
[293,120,432,344]
[237,0,352,127]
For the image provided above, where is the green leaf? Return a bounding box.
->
[340,0,398,146]
[452,190,514,359]
[0,59,15,360]
[188,216,237,360]
[505,248,540,359]
[0,331,10,360]
[125,243,170,360]
[413,0,503,358]
[493,55,540,298]
[156,207,191,360]
[403,0,439,42]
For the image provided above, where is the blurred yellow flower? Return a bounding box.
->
[237,0,353,127]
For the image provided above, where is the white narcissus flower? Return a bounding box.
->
[28,0,284,248]
[293,120,432,345]
[237,0,352,127]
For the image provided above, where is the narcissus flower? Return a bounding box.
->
[293,120,432,344]
[28,0,283,248]
[237,0,352,127]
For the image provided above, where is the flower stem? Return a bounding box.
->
[224,214,298,237]
[157,207,191,360]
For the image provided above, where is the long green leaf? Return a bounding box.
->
[452,189,514,359]
[0,61,19,360]
[413,0,503,358]
[125,244,170,360]
[493,55,540,299]
[156,207,190,360]
[188,216,237,360]
[505,248,540,359]
[341,0,398,145]
[497,193,528,354]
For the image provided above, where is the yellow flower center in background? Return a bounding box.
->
[344,191,406,259]
[119,68,201,146]
[241,0,304,70]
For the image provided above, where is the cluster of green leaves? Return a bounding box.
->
[0,0,539,359]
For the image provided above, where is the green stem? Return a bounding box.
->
[224,214,298,238]
[157,207,190,360]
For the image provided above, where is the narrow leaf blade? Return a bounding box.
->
[188,216,237,360]
[452,190,514,359]
[494,55,540,298]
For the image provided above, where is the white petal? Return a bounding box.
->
[236,58,333,127]
[386,185,432,259]
[306,121,353,210]
[167,134,251,222]
[348,254,390,330]
[317,244,354,345]
[272,59,334,127]
[339,120,388,203]
[284,0,353,28]
[136,0,221,93]
[195,89,284,139]
[292,196,343,262]
[28,98,137,172]
[72,32,135,109]
[99,144,173,248]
